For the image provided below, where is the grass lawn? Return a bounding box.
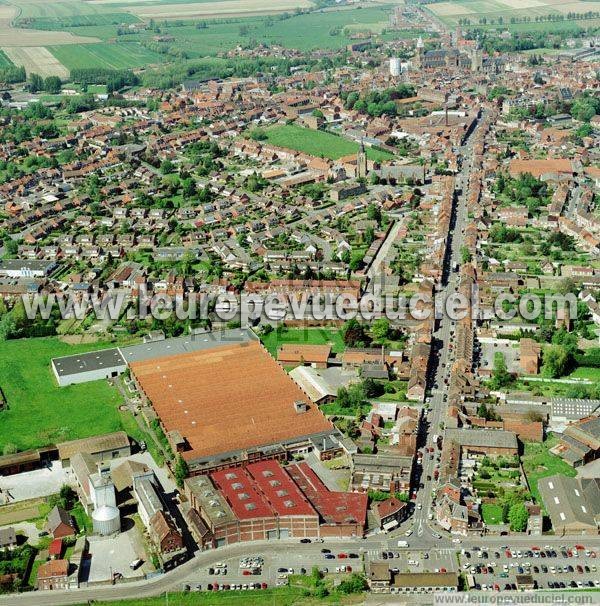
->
[568,367,600,381]
[261,327,345,357]
[522,434,577,506]
[0,337,124,452]
[262,125,393,162]
[481,504,504,525]
[69,585,363,605]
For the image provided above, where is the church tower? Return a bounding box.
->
[471,36,483,72]
[414,36,424,69]
[357,139,367,179]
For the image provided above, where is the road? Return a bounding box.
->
[398,112,481,545]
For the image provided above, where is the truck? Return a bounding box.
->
[397,540,409,548]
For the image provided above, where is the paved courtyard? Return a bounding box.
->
[0,461,69,503]
[84,528,147,583]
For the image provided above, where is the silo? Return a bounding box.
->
[92,505,121,536]
[389,57,402,77]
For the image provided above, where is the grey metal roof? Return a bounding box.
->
[538,475,599,530]
[52,348,126,377]
[118,328,256,363]
[444,428,518,450]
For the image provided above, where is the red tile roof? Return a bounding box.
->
[286,462,367,526]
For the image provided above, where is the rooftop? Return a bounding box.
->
[130,341,333,463]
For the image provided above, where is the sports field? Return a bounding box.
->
[263,125,394,162]
[0,338,124,453]
[48,41,166,70]
[261,327,345,357]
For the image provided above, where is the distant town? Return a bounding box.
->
[0,0,599,605]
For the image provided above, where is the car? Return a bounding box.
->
[349,553,359,559]
[321,548,331,553]
[452,538,461,544]
[208,567,214,575]
[541,565,548,573]
[577,565,584,574]
[277,568,288,573]
[533,566,539,573]
[207,584,213,591]
[405,529,413,537]
[337,553,347,559]
[505,550,512,558]
[324,554,335,560]
[300,538,311,544]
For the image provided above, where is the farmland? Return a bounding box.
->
[0,337,124,453]
[0,49,13,66]
[426,0,600,27]
[48,41,167,71]
[2,46,69,77]
[262,125,394,162]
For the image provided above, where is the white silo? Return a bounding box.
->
[389,57,402,77]
[92,505,121,536]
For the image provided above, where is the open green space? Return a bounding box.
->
[261,326,345,357]
[48,42,167,71]
[0,50,14,68]
[0,337,124,452]
[32,6,394,53]
[522,434,577,506]
[11,0,114,20]
[568,366,600,381]
[481,503,503,525]
[263,125,393,162]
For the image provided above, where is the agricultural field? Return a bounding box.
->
[0,48,14,66]
[0,337,124,453]
[48,41,167,70]
[263,125,394,162]
[426,0,600,27]
[1,46,69,77]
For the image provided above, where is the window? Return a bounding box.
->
[225,473,237,480]
[245,503,256,511]
[238,492,249,501]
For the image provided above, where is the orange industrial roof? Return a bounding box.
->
[130,341,332,462]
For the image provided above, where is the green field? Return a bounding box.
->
[481,503,503,525]
[523,434,577,506]
[48,42,168,71]
[0,338,124,452]
[0,50,14,68]
[263,125,393,162]
[261,326,345,357]
[21,12,140,30]
[30,5,394,53]
[11,0,113,20]
[426,0,600,28]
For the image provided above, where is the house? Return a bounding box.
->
[554,416,600,467]
[48,538,63,559]
[0,527,17,550]
[277,344,331,368]
[519,338,541,375]
[46,506,76,539]
[149,510,184,554]
[372,497,409,531]
[36,559,69,591]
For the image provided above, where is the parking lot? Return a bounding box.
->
[460,543,600,591]
[366,547,457,574]
[182,543,366,592]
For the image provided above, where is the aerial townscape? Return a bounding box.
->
[0,0,599,604]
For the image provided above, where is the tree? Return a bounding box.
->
[342,319,370,347]
[489,352,513,389]
[508,502,529,532]
[460,246,472,264]
[28,73,43,93]
[542,344,569,378]
[44,76,62,94]
[337,573,367,594]
[160,159,175,175]
[174,455,189,488]
[362,378,384,398]
[371,318,390,342]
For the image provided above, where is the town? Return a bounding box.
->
[0,0,599,604]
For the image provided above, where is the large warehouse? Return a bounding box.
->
[129,340,335,472]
